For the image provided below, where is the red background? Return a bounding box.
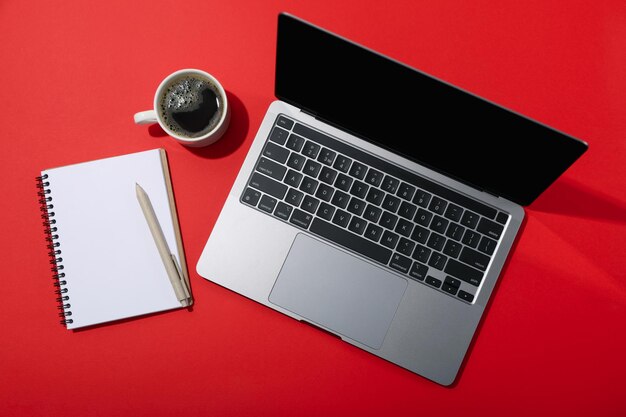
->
[2,1,625,416]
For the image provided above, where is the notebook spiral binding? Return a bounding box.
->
[36,173,73,326]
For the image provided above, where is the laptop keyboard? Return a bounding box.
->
[240,115,509,304]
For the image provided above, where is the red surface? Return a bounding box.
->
[1,1,625,416]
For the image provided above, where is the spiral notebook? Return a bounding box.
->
[36,148,191,330]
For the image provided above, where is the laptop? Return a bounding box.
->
[196,12,588,386]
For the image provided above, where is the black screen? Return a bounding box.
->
[275,13,588,206]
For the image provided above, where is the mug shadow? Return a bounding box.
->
[148,90,250,159]
[528,177,626,224]
[148,124,169,137]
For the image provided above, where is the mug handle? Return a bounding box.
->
[134,110,157,125]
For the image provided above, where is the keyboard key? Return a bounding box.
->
[409,262,428,281]
[390,253,412,274]
[347,197,366,216]
[290,209,313,229]
[458,290,474,302]
[286,133,305,152]
[380,230,400,249]
[262,142,290,164]
[379,211,398,230]
[310,218,392,265]
[428,252,448,270]
[413,189,431,207]
[285,188,304,206]
[319,166,338,184]
[443,240,462,258]
[364,169,384,187]
[333,155,352,172]
[348,216,367,235]
[284,169,303,188]
[316,202,335,221]
[414,208,433,227]
[287,152,306,170]
[397,182,416,201]
[241,187,261,206]
[429,197,448,215]
[410,224,430,244]
[276,116,294,130]
[442,283,458,295]
[459,247,490,271]
[363,204,382,222]
[412,244,431,263]
[258,195,277,213]
[426,232,445,251]
[332,209,351,228]
[381,175,399,193]
[478,236,497,255]
[462,229,480,248]
[364,223,383,242]
[445,259,483,286]
[303,159,322,177]
[444,203,463,222]
[395,218,413,237]
[317,148,337,165]
[477,217,504,240]
[269,126,289,145]
[382,194,401,213]
[274,201,293,220]
[365,187,385,205]
[445,223,465,241]
[302,140,321,158]
[249,173,287,199]
[256,157,287,181]
[349,161,367,179]
[444,276,461,288]
[349,180,369,198]
[315,183,334,202]
[425,276,442,288]
[335,173,353,191]
[398,201,417,220]
[331,190,350,209]
[496,211,509,225]
[301,195,320,214]
[461,210,479,229]
[429,215,449,234]
[299,176,319,195]
[397,237,415,256]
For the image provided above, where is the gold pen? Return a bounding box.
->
[135,183,191,307]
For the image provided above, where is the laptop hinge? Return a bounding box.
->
[300,108,317,118]
[481,187,500,198]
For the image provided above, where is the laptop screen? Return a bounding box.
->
[275,13,588,206]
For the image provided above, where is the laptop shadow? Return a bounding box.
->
[529,177,626,224]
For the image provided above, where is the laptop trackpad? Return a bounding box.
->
[269,234,408,350]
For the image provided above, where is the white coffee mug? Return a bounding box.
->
[134,68,230,147]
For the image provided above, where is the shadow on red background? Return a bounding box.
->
[148,90,249,160]
[530,177,626,225]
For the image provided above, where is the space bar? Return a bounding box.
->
[309,218,393,265]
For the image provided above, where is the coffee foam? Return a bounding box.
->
[159,75,223,138]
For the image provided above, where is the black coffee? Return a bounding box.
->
[159,75,223,138]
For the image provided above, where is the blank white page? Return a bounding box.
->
[42,149,184,329]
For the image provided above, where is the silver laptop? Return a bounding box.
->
[197,12,588,386]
